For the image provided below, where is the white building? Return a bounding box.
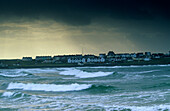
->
[99,53,106,58]
[145,52,151,56]
[22,57,32,61]
[87,58,105,63]
[130,53,137,58]
[35,56,52,61]
[68,57,105,63]
[144,58,151,61]
[68,58,86,63]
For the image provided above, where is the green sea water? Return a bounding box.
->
[0,65,170,111]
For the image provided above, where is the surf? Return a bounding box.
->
[7,82,92,92]
[59,68,114,78]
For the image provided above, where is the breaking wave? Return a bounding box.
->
[0,68,59,78]
[0,73,28,77]
[1,92,15,97]
[59,68,113,78]
[1,91,27,98]
[105,104,170,111]
[118,70,160,75]
[0,69,33,77]
[7,83,92,92]
[18,68,58,74]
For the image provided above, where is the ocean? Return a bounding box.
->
[0,65,170,111]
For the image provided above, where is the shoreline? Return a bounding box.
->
[0,57,170,69]
[0,62,170,69]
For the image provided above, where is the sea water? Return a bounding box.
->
[0,65,170,111]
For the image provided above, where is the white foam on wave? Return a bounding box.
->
[59,68,113,78]
[119,70,160,75]
[79,66,140,69]
[2,92,15,97]
[137,70,160,74]
[0,68,59,77]
[161,75,170,78]
[117,70,161,80]
[80,64,170,69]
[0,73,28,77]
[13,68,58,74]
[7,83,92,92]
[0,69,29,77]
[105,104,170,111]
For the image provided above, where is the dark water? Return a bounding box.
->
[0,65,170,111]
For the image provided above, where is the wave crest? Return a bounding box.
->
[1,91,26,98]
[59,68,113,78]
[7,83,92,92]
[0,73,28,78]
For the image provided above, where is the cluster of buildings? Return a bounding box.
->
[22,51,170,64]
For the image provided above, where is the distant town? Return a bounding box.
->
[22,51,170,63]
[0,51,170,68]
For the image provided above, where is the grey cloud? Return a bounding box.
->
[0,26,27,32]
[0,0,170,53]
[0,0,169,26]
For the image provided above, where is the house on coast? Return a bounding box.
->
[22,57,33,61]
[35,56,52,61]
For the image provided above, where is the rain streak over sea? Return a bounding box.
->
[0,65,170,111]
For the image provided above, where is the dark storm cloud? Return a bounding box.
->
[0,0,170,25]
[0,0,170,54]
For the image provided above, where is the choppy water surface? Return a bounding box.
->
[0,65,170,111]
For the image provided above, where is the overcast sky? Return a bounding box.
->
[0,0,170,59]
